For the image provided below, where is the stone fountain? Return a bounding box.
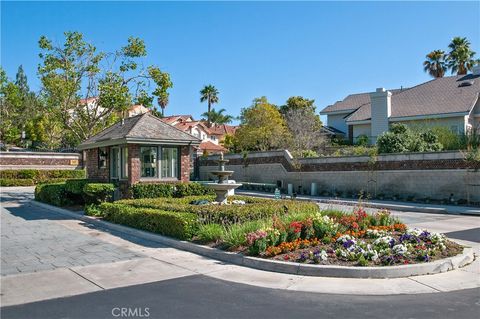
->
[204,152,242,204]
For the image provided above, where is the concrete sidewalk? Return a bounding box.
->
[1,187,479,307]
[237,190,480,216]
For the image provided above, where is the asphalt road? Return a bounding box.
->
[2,274,480,319]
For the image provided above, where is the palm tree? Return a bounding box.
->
[200,85,219,127]
[157,93,168,117]
[423,50,447,78]
[201,108,233,124]
[447,37,477,75]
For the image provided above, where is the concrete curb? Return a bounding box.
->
[237,191,480,216]
[30,200,475,279]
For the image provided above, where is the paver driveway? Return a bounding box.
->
[1,188,143,276]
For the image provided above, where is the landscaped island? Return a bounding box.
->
[34,181,463,268]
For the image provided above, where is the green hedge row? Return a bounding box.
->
[0,169,85,186]
[130,182,215,199]
[35,181,115,206]
[91,202,199,240]
[117,196,318,225]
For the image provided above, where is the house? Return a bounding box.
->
[77,97,150,118]
[78,113,201,190]
[161,115,238,155]
[320,66,480,144]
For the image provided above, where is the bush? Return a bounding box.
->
[174,182,215,197]
[65,179,90,195]
[131,182,215,199]
[82,183,115,204]
[0,169,85,184]
[0,178,35,186]
[97,202,199,240]
[117,197,319,225]
[35,183,72,206]
[131,183,175,198]
[377,124,443,154]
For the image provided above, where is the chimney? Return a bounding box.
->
[472,65,480,75]
[370,88,392,143]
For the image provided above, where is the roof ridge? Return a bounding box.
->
[144,113,201,141]
[123,113,148,137]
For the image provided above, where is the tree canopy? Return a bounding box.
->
[235,97,290,151]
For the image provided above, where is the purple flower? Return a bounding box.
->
[420,231,431,238]
[423,254,429,262]
[343,240,355,249]
[299,252,308,262]
[389,238,396,248]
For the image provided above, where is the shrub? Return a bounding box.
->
[97,203,199,240]
[356,134,370,146]
[377,124,443,154]
[0,169,85,184]
[35,183,71,206]
[82,183,115,204]
[117,197,319,225]
[131,183,175,199]
[0,178,35,186]
[174,182,215,197]
[131,182,215,199]
[65,179,90,195]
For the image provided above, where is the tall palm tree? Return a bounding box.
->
[200,85,219,127]
[157,93,168,117]
[423,50,447,78]
[447,37,477,75]
[201,108,234,124]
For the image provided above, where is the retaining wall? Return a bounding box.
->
[199,150,480,202]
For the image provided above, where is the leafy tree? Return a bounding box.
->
[38,31,173,146]
[200,84,219,127]
[201,108,234,124]
[235,97,291,151]
[283,107,326,156]
[221,133,238,153]
[423,50,447,78]
[280,96,317,114]
[447,37,478,75]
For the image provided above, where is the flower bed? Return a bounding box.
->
[243,208,463,267]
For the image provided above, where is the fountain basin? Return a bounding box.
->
[204,182,242,204]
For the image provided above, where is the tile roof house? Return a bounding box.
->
[78,113,201,190]
[160,115,238,155]
[320,66,480,144]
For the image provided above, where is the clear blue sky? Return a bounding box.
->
[2,1,479,124]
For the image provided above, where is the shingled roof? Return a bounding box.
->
[320,89,404,114]
[78,113,201,150]
[346,74,480,122]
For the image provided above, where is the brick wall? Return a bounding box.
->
[85,148,109,182]
[128,144,140,185]
[180,145,191,182]
[0,152,82,170]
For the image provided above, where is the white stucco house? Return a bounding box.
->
[320,65,480,144]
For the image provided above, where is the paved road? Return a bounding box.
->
[1,190,143,276]
[1,187,479,319]
[2,275,479,319]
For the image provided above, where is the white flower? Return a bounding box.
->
[337,235,356,244]
[320,250,328,261]
[373,236,394,246]
[392,244,408,255]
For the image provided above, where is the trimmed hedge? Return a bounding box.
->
[35,181,115,206]
[93,202,199,240]
[35,183,72,207]
[0,169,85,180]
[131,182,215,199]
[83,183,115,204]
[1,178,36,186]
[117,196,319,225]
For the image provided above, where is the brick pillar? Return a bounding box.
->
[180,145,191,182]
[128,144,141,186]
[85,148,109,182]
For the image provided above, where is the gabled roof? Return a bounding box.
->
[320,89,404,114]
[208,123,238,135]
[78,113,201,149]
[346,74,480,122]
[161,115,194,124]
